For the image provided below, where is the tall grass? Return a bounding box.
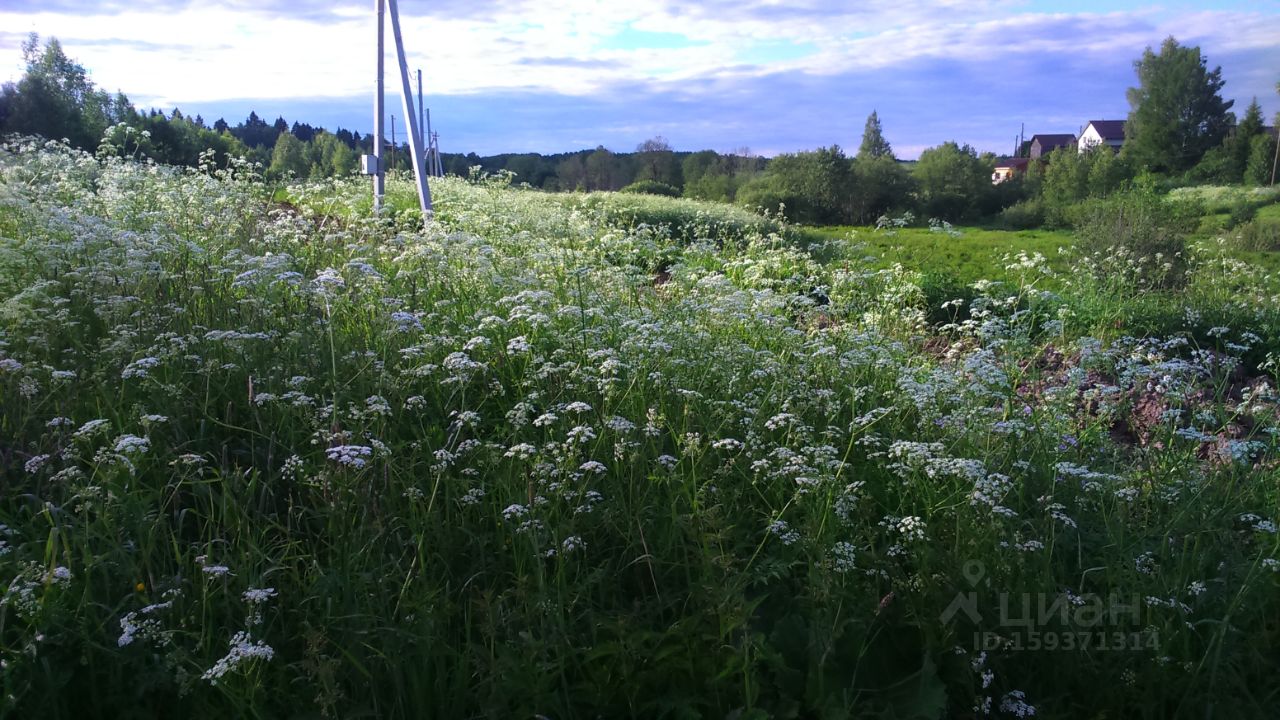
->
[1,138,1278,719]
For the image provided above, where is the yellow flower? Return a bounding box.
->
[135,582,145,592]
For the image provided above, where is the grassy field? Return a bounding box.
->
[3,140,1280,719]
[801,225,1076,284]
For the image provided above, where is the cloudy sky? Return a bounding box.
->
[1,1,1278,158]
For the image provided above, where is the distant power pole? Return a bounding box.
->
[426,108,441,176]
[1271,128,1278,186]
[390,114,396,173]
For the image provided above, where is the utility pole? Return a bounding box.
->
[390,114,396,174]
[372,0,385,213]
[418,69,425,160]
[387,0,431,215]
[426,108,437,176]
[1271,125,1278,186]
[362,0,431,220]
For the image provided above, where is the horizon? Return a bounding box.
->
[1,1,1278,160]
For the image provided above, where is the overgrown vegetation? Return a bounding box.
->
[3,139,1280,719]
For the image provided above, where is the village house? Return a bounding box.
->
[1028,133,1076,159]
[992,156,1030,184]
[1078,120,1125,153]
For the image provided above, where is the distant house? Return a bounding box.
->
[992,157,1030,184]
[1028,134,1076,159]
[1078,120,1126,153]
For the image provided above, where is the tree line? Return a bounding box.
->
[2,33,1276,229]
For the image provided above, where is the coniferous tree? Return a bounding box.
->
[857,110,894,160]
[1122,37,1234,173]
[1233,99,1265,181]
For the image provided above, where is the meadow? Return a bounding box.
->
[2,138,1279,719]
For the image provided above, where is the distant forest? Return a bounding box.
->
[3,34,1276,227]
[0,35,769,195]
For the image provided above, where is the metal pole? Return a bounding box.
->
[1271,128,1278,186]
[373,0,384,213]
[417,69,425,164]
[390,114,395,173]
[426,108,435,176]
[387,0,432,216]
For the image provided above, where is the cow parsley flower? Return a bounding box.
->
[121,356,160,379]
[999,690,1036,717]
[24,454,51,474]
[767,520,801,546]
[458,488,485,506]
[242,587,278,604]
[202,565,233,578]
[113,435,150,454]
[73,419,111,439]
[831,542,857,573]
[895,516,927,542]
[201,631,276,684]
[566,425,596,444]
[118,600,173,648]
[326,445,373,468]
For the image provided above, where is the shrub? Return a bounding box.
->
[918,271,975,324]
[619,179,681,197]
[1227,199,1258,229]
[1234,217,1280,252]
[998,199,1044,230]
[1073,192,1190,289]
[573,190,786,245]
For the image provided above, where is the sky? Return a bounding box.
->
[1,1,1278,159]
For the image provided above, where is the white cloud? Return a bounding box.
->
[0,0,1275,135]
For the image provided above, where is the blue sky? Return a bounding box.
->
[1,1,1277,158]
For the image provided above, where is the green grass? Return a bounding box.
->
[2,139,1280,719]
[802,225,1075,284]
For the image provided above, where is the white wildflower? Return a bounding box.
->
[113,434,150,454]
[24,454,51,474]
[326,445,373,469]
[201,631,276,684]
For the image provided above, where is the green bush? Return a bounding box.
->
[1235,217,1280,252]
[1197,212,1231,235]
[1073,191,1191,289]
[573,190,787,245]
[1227,199,1258,229]
[619,179,681,197]
[998,199,1045,230]
[918,271,975,324]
